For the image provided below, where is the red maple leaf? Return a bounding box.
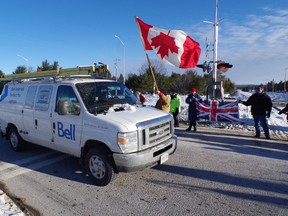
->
[150,32,179,59]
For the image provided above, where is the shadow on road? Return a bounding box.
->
[151,128,288,206]
[175,128,288,161]
[148,175,288,207]
[0,142,95,186]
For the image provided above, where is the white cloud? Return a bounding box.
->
[188,7,288,84]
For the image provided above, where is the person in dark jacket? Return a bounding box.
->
[185,87,202,131]
[278,103,288,122]
[238,85,272,139]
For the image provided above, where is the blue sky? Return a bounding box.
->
[0,0,287,85]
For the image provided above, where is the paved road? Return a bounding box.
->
[0,127,287,216]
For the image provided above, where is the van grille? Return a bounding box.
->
[137,115,173,151]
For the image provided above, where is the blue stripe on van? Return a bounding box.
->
[0,85,9,102]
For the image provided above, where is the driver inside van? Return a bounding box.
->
[56,86,80,115]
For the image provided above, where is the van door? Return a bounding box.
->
[32,85,54,147]
[51,85,83,156]
[22,85,38,143]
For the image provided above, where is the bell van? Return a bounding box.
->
[0,75,177,186]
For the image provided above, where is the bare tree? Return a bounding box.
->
[138,59,167,75]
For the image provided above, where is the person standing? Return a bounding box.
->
[139,93,146,105]
[155,90,170,112]
[186,87,202,131]
[170,93,181,127]
[134,91,146,105]
[238,85,272,139]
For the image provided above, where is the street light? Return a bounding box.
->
[114,34,126,84]
[17,54,29,62]
[17,54,29,72]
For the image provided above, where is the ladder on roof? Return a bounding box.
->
[0,67,108,83]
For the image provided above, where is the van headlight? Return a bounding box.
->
[117,131,138,153]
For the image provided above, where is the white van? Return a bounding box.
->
[0,76,177,186]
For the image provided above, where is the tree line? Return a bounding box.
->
[239,81,288,92]
[125,60,236,95]
[0,59,59,75]
[1,59,287,94]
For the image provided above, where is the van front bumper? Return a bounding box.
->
[113,135,177,172]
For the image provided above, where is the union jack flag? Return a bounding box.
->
[196,100,239,122]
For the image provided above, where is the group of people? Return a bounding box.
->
[143,84,288,140]
[155,87,202,131]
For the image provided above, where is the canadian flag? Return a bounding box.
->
[135,17,201,68]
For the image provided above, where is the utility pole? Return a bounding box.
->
[285,68,287,92]
[114,58,120,81]
[203,0,219,99]
[114,35,126,84]
[212,0,219,84]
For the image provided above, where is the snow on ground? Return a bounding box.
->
[143,90,288,140]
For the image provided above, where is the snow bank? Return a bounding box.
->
[143,90,288,139]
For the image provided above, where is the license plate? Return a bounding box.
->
[160,153,169,164]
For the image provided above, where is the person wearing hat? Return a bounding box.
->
[155,90,170,112]
[170,93,181,127]
[238,84,272,139]
[185,87,202,131]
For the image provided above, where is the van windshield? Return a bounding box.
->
[76,81,140,114]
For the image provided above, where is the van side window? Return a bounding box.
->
[24,86,37,109]
[56,86,80,115]
[35,85,53,111]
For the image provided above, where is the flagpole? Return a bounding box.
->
[213,0,219,82]
[135,16,159,92]
[145,52,159,92]
[213,0,219,97]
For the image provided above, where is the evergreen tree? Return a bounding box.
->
[41,59,51,71]
[14,66,26,74]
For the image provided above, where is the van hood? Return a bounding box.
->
[93,105,172,131]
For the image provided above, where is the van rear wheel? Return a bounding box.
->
[84,148,117,186]
[9,126,25,152]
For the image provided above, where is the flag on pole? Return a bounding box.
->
[135,16,201,68]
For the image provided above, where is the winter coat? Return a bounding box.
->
[139,94,146,104]
[155,92,170,112]
[278,103,288,121]
[170,96,181,113]
[185,93,202,120]
[242,92,272,116]
[279,103,288,114]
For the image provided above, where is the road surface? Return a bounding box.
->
[0,126,287,216]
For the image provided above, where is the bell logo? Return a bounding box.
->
[57,122,76,141]
[157,129,164,136]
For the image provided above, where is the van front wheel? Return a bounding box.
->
[84,148,117,186]
[9,127,25,152]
